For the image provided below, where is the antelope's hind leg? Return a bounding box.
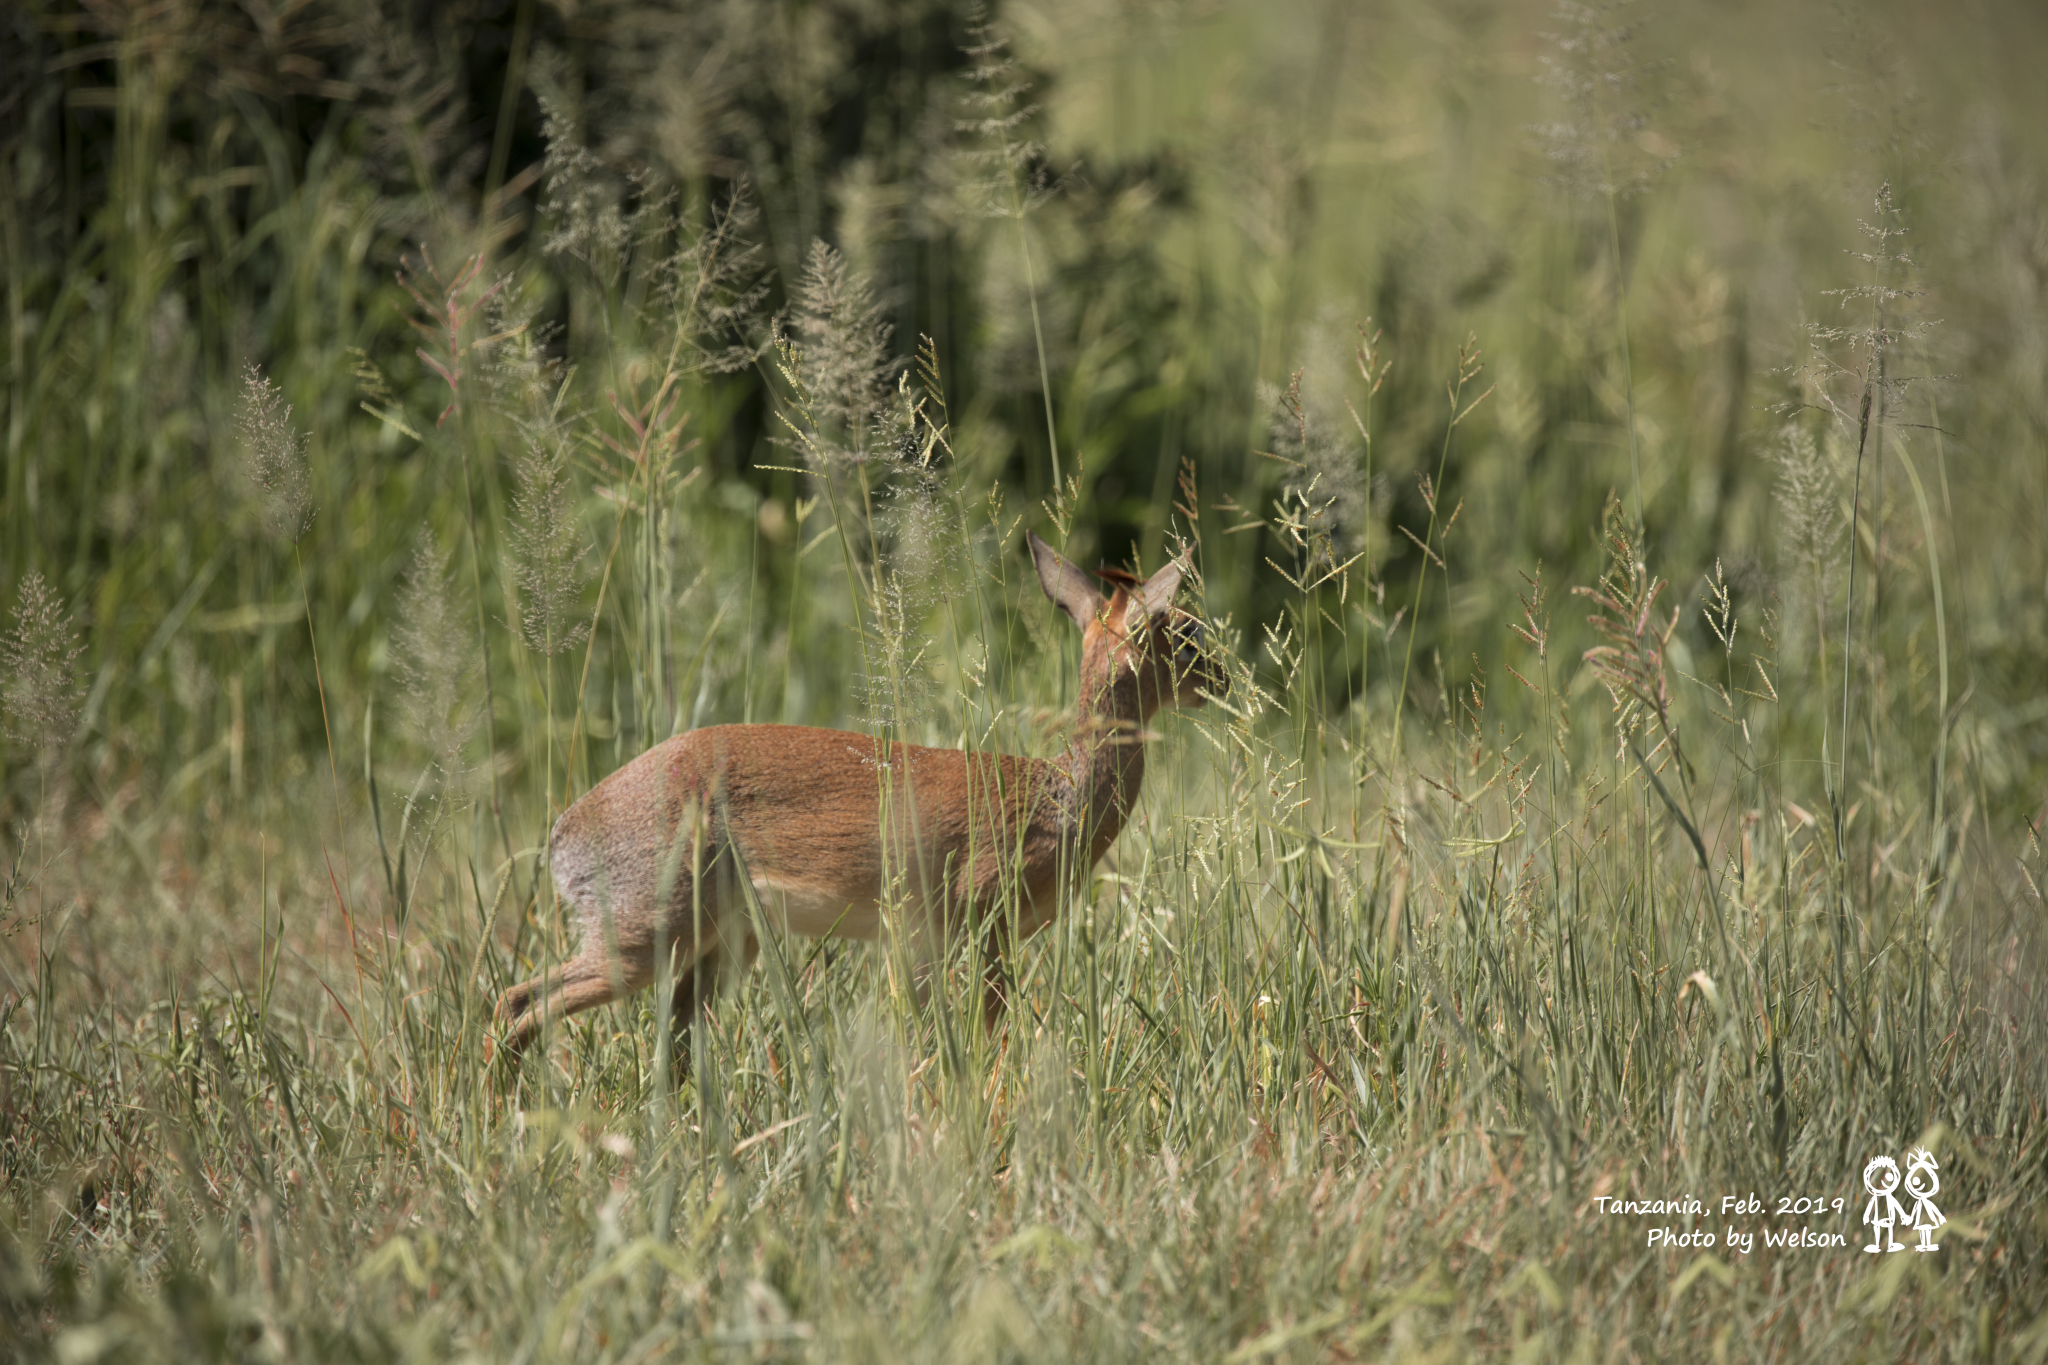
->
[495,938,659,1063]
[974,887,1056,1037]
[654,826,762,1077]
[662,929,759,1079]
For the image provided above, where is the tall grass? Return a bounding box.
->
[4,0,2047,1359]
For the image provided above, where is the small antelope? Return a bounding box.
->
[495,531,1221,1061]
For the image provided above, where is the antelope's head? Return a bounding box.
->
[1028,531,1225,722]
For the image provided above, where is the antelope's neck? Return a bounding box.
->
[1060,667,1149,860]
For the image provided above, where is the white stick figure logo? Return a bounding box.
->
[1861,1155,1906,1253]
[1902,1147,1944,1252]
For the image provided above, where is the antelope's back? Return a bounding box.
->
[549,725,1067,935]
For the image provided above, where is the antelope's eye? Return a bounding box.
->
[1167,617,1203,668]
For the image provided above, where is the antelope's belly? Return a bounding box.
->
[753,877,885,940]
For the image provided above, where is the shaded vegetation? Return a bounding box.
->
[3,0,2046,1359]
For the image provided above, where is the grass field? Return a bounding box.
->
[4,0,2046,1359]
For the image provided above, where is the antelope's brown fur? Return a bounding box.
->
[494,532,1219,1060]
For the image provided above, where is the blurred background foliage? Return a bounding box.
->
[2,0,2045,819]
[5,3,2048,1356]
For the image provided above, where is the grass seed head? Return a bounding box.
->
[2,572,85,755]
[392,531,482,795]
[234,365,315,545]
[509,440,592,658]
[790,240,896,463]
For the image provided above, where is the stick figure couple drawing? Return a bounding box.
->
[1862,1147,1944,1253]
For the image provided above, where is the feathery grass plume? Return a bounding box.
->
[397,248,514,867]
[1532,2,1675,202]
[1790,183,1935,854]
[539,97,664,293]
[858,370,962,735]
[1510,564,1573,800]
[855,633,938,736]
[1815,35,1929,187]
[234,365,314,544]
[650,178,775,378]
[392,531,482,798]
[952,12,1056,222]
[1689,558,1773,786]
[1261,332,1380,592]
[509,440,592,659]
[343,6,479,220]
[1574,496,1684,774]
[952,8,1067,486]
[1792,182,1937,579]
[2,571,84,755]
[1798,182,1931,421]
[1771,426,1842,558]
[1534,2,1673,535]
[1770,420,1844,662]
[1701,559,1738,674]
[876,360,958,585]
[540,97,626,264]
[1,571,81,937]
[783,240,896,467]
[400,251,510,431]
[482,278,570,444]
[1391,335,1492,741]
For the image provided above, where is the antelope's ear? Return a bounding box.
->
[1135,558,1185,618]
[1029,531,1103,626]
